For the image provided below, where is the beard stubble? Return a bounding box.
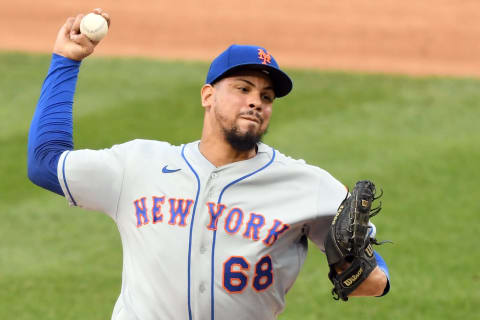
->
[217,109,267,152]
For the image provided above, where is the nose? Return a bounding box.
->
[248,93,263,111]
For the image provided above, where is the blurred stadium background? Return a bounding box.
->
[0,1,478,319]
[2,0,480,75]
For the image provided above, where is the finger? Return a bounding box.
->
[70,32,94,47]
[101,12,111,27]
[69,32,97,57]
[58,17,75,37]
[65,17,75,29]
[70,14,84,38]
[93,8,111,27]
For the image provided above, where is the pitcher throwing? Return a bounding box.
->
[28,9,390,320]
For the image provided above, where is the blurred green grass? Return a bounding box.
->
[0,52,478,319]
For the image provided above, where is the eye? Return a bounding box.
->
[238,86,249,93]
[262,94,274,103]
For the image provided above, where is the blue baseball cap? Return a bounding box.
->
[206,44,293,98]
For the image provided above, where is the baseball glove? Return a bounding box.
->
[324,180,383,301]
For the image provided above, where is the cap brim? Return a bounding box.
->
[210,64,293,98]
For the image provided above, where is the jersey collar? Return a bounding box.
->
[183,140,273,173]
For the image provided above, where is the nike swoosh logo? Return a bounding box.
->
[162,165,181,174]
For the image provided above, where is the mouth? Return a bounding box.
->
[240,116,260,124]
[239,113,263,125]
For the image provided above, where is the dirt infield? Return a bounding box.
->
[1,0,480,76]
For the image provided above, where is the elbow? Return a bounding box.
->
[27,153,39,185]
[27,151,64,196]
[27,139,41,185]
[27,158,45,187]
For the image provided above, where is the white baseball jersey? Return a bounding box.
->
[57,139,347,320]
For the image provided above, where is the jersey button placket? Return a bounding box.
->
[191,173,218,317]
[204,171,220,314]
[208,171,219,200]
[207,189,214,199]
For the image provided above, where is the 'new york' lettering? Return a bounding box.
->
[133,197,289,247]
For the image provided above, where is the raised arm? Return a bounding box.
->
[27,9,110,194]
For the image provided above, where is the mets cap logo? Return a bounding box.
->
[258,48,272,65]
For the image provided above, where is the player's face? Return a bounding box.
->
[203,70,275,151]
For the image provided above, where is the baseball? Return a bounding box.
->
[80,13,108,42]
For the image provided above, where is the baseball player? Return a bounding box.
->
[28,9,390,320]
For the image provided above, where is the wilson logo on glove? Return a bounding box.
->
[343,267,363,287]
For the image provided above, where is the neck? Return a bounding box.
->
[199,134,257,167]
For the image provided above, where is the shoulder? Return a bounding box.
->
[73,139,184,167]
[265,144,347,193]
[270,146,335,178]
[110,139,181,154]
[114,139,177,149]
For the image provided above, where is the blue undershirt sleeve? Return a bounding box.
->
[27,53,81,195]
[374,251,391,296]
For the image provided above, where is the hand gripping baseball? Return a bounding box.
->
[53,8,111,61]
[324,180,384,301]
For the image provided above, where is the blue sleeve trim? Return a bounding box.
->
[27,54,81,196]
[62,151,77,206]
[374,251,390,296]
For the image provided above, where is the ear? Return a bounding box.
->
[201,84,214,109]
